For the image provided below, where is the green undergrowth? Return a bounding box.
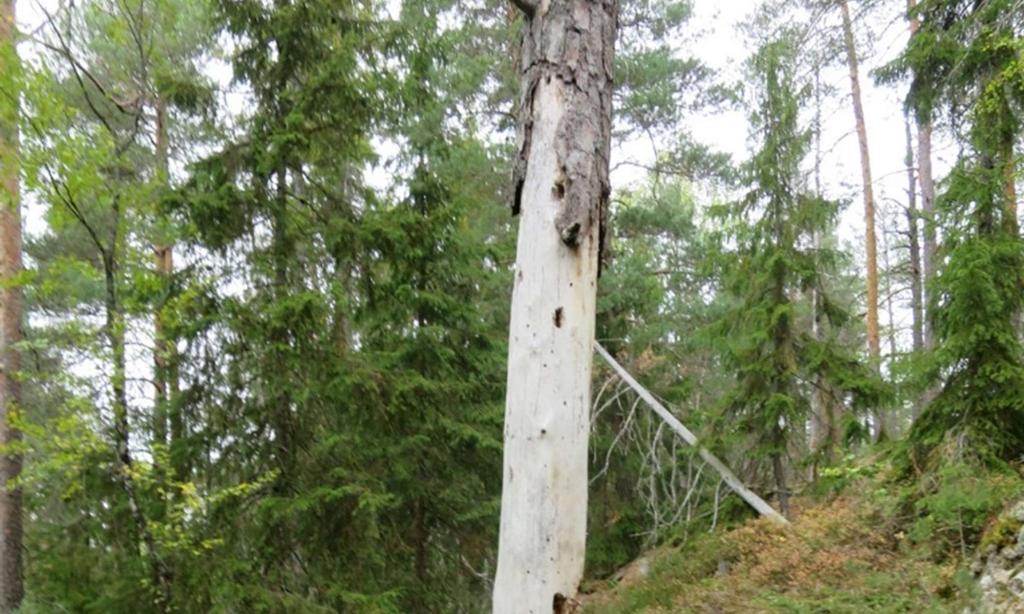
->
[583,455,1024,613]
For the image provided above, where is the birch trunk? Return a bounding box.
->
[808,67,829,477]
[0,1,23,607]
[903,114,923,357]
[839,0,883,440]
[493,1,616,611]
[1003,138,1017,236]
[882,219,901,436]
[106,199,171,611]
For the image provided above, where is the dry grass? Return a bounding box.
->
[584,488,964,613]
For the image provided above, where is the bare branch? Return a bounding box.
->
[595,343,790,525]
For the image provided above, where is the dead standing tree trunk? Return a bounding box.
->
[0,1,23,608]
[493,0,617,612]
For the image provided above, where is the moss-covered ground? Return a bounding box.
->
[583,458,1024,613]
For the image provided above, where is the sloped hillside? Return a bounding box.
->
[583,463,1024,613]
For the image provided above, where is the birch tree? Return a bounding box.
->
[903,112,926,419]
[493,0,617,610]
[0,0,22,608]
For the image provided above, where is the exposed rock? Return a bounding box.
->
[974,500,1024,613]
[1008,572,1024,599]
[978,575,993,595]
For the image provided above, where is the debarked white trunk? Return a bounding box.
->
[492,78,599,614]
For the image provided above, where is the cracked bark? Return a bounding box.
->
[494,1,616,611]
[510,0,613,265]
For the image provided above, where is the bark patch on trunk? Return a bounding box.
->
[511,1,614,265]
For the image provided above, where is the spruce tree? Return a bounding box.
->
[891,0,1024,466]
[714,37,881,516]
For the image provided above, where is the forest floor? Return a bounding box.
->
[580,460,1021,613]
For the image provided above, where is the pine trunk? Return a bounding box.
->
[493,1,616,611]
[839,0,883,440]
[0,1,23,607]
[153,97,182,480]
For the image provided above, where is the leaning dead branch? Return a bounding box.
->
[595,343,790,526]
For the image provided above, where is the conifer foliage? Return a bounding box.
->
[2,0,1024,610]
[895,0,1024,466]
[714,37,882,516]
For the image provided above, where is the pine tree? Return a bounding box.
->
[494,0,617,610]
[837,0,884,440]
[0,0,23,607]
